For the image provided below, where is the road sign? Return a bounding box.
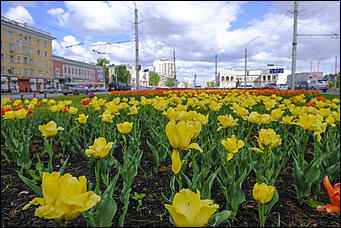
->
[270,68,284,74]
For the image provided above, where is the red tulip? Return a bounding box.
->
[317,176,340,214]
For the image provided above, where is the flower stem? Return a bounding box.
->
[259,202,265,227]
[95,159,100,195]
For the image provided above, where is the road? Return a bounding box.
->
[0,89,339,100]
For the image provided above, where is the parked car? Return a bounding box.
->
[237,84,253,89]
[61,83,89,95]
[265,82,277,89]
[295,81,308,90]
[40,86,57,93]
[107,82,132,91]
[275,84,288,90]
[308,79,329,92]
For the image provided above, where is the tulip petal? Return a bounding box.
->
[35,205,65,220]
[185,143,203,153]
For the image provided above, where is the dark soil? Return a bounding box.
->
[1,135,340,227]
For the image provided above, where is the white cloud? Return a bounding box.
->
[5,5,34,25]
[45,1,340,85]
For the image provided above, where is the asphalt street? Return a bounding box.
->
[1,89,340,100]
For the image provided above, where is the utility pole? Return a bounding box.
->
[245,47,247,87]
[173,48,176,87]
[310,60,312,73]
[290,1,298,90]
[134,2,139,91]
[215,53,218,87]
[335,56,337,75]
[318,59,320,72]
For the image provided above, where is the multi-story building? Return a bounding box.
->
[127,65,150,87]
[52,55,105,89]
[1,16,55,92]
[218,67,288,88]
[153,59,175,78]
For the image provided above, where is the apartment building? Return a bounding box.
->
[52,55,105,89]
[1,16,55,92]
[218,68,288,88]
[153,59,175,78]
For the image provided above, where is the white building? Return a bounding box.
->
[126,65,150,87]
[218,67,288,88]
[153,59,175,78]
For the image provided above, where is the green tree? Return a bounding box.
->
[114,65,131,84]
[149,71,160,86]
[206,81,215,88]
[95,58,114,87]
[184,82,189,88]
[166,78,179,87]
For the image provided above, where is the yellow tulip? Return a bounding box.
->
[117,122,133,134]
[48,99,56,106]
[208,102,222,112]
[41,98,48,103]
[270,109,284,121]
[253,182,275,204]
[23,172,100,221]
[196,113,209,126]
[317,108,331,118]
[3,110,16,120]
[217,114,239,131]
[76,114,89,124]
[259,114,272,125]
[325,116,336,127]
[99,110,114,123]
[127,105,139,115]
[38,121,64,138]
[255,128,281,152]
[164,189,219,227]
[247,112,262,124]
[68,107,78,115]
[221,135,245,161]
[15,109,28,119]
[171,149,185,174]
[165,120,203,152]
[280,115,294,125]
[85,137,113,159]
[49,105,60,113]
[295,114,325,132]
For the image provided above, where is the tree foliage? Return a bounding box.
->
[114,65,131,84]
[95,58,114,87]
[206,81,215,88]
[166,78,179,87]
[149,71,160,86]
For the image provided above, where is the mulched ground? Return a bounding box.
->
[1,135,340,227]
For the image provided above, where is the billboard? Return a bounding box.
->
[308,72,323,80]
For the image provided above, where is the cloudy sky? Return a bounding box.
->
[1,1,340,86]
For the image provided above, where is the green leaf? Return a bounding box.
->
[206,210,232,227]
[17,170,42,197]
[303,199,324,208]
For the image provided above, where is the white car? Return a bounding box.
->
[40,86,57,93]
[276,84,288,90]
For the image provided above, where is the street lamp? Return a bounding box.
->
[209,48,219,87]
[245,36,262,87]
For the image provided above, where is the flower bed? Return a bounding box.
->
[1,88,340,227]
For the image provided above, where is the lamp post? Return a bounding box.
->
[245,36,261,87]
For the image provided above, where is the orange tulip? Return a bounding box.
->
[317,176,340,214]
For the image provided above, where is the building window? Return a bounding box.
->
[1,42,3,49]
[44,41,47,48]
[18,68,21,75]
[10,55,14,63]
[23,46,27,52]
[24,68,28,75]
[37,39,40,46]
[38,60,42,66]
[1,54,4,61]
[30,58,34,65]
[17,56,20,63]
[29,48,33,55]
[11,67,15,74]
[9,43,14,51]
[263,75,266,81]
[39,70,42,76]
[19,35,23,41]
[273,75,276,80]
[8,31,13,39]
[37,50,41,56]
[46,71,49,76]
[16,44,19,52]
[29,37,32,43]
[45,61,48,67]
[221,76,225,81]
[2,67,5,74]
[44,51,48,57]
[24,57,28,64]
[30,69,34,76]
[267,75,270,81]
[226,76,229,81]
